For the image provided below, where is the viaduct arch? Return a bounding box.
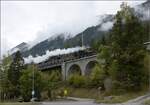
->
[61,55,103,80]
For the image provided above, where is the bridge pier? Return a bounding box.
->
[61,62,66,80]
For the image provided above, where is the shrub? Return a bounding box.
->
[68,74,85,88]
[41,70,62,100]
[19,65,43,101]
[90,64,106,87]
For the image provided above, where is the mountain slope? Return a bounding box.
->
[22,35,66,57]
[22,26,106,57]
[9,42,29,54]
[21,14,113,57]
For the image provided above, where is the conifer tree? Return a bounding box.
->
[109,3,146,90]
[8,51,24,97]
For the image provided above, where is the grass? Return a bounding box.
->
[60,85,149,104]
[96,88,148,104]
[0,102,41,105]
[67,87,99,99]
[144,99,150,105]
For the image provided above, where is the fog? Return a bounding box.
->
[98,21,114,31]
[135,1,150,21]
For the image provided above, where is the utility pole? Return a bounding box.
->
[31,64,35,101]
[82,33,84,49]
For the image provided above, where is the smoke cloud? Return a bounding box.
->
[24,46,85,64]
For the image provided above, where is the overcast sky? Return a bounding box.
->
[1,0,146,57]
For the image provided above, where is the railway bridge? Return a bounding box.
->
[37,50,103,80]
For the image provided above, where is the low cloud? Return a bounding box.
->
[134,1,150,21]
[98,21,114,31]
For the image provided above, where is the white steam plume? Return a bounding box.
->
[24,46,86,64]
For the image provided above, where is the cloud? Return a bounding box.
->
[135,2,150,21]
[101,21,114,31]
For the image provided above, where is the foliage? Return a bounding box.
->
[68,74,86,88]
[48,70,62,82]
[98,3,147,91]
[67,87,98,99]
[41,70,62,100]
[98,45,112,74]
[19,64,43,101]
[0,55,13,100]
[144,99,150,105]
[112,4,146,90]
[8,51,24,97]
[142,53,150,84]
[67,64,107,88]
[91,35,107,52]
[90,64,106,87]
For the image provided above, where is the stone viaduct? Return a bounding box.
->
[37,50,103,80]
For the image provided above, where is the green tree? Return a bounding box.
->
[0,55,12,100]
[19,64,43,101]
[108,3,146,90]
[42,70,62,100]
[8,51,24,97]
[90,64,106,87]
[101,35,106,45]
[91,35,107,52]
[98,45,112,74]
[68,74,85,88]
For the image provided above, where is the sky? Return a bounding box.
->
[1,0,146,57]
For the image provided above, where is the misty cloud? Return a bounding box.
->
[134,1,150,21]
[98,21,114,31]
